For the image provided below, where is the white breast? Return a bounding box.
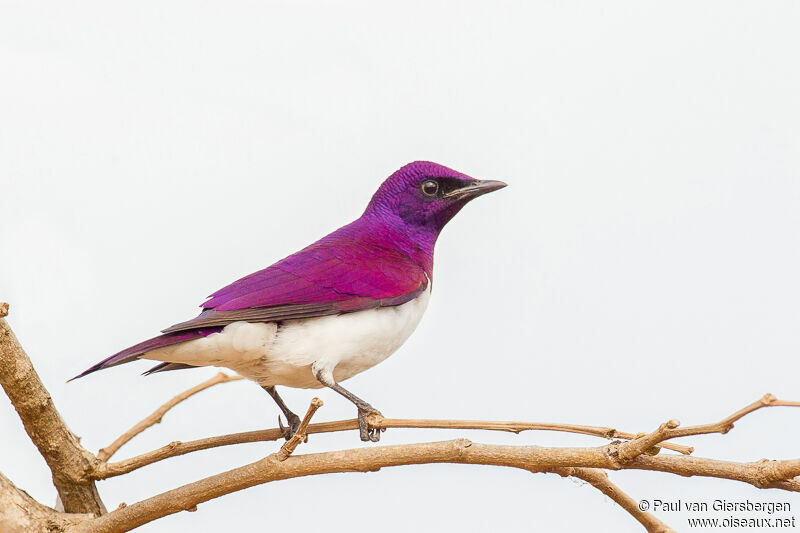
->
[145,286,431,389]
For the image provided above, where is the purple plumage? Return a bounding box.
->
[200,220,429,312]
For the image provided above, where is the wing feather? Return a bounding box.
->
[163,223,429,333]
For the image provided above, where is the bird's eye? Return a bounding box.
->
[420,179,439,196]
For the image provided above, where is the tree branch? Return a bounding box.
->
[81,379,800,531]
[628,454,800,490]
[3,307,800,532]
[0,472,92,533]
[0,305,105,515]
[76,438,800,533]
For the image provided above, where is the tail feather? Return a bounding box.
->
[69,327,222,381]
[142,362,200,375]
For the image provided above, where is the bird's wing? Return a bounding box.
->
[161,231,428,334]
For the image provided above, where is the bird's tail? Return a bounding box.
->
[141,361,200,375]
[69,327,222,381]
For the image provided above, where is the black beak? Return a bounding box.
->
[444,179,508,200]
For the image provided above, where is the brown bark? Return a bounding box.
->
[76,437,800,533]
[0,313,105,515]
[548,467,676,533]
[0,472,92,532]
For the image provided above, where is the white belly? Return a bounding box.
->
[145,286,431,388]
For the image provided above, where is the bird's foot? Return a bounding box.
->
[357,405,385,442]
[277,413,304,442]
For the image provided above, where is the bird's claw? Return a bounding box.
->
[277,414,304,442]
[357,407,385,442]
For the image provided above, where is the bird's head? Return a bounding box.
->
[364,161,507,243]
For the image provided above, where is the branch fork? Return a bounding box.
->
[614,419,680,465]
[275,398,323,461]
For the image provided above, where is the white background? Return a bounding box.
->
[2,2,799,531]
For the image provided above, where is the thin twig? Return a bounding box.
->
[549,467,675,533]
[378,416,693,454]
[612,394,800,465]
[616,420,680,464]
[98,372,243,462]
[274,398,323,461]
[666,393,795,439]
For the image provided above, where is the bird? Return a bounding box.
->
[72,161,506,442]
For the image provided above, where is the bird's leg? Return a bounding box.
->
[262,385,302,441]
[313,367,384,442]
